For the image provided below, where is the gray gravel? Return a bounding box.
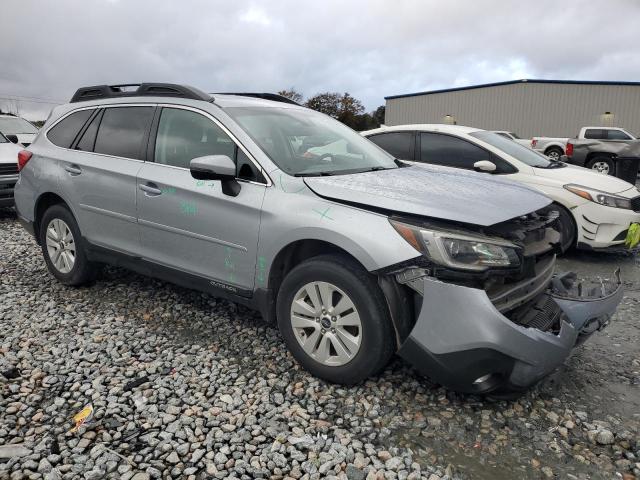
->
[1,207,639,480]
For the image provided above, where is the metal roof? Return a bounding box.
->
[385,79,640,100]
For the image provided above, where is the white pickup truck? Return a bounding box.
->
[531,127,636,161]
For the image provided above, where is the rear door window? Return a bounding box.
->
[584,129,606,139]
[93,107,154,160]
[47,109,93,148]
[368,132,414,160]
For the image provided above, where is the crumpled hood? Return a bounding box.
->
[304,164,552,226]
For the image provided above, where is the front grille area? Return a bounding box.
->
[505,292,563,333]
[631,195,640,212]
[0,163,18,175]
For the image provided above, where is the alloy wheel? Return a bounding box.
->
[45,218,76,274]
[289,281,362,366]
[591,161,610,175]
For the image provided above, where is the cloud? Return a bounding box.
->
[1,0,639,120]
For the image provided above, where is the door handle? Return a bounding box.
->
[64,164,82,176]
[139,183,162,196]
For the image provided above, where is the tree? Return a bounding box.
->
[305,92,342,118]
[372,105,385,126]
[277,88,303,104]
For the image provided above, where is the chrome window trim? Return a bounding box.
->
[44,103,272,186]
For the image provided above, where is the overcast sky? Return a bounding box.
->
[1,0,639,120]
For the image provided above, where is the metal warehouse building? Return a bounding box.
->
[384,79,640,139]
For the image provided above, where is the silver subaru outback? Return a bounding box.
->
[14,83,623,395]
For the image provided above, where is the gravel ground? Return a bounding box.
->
[1,207,639,480]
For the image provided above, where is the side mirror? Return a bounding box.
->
[5,134,19,144]
[190,155,240,196]
[473,160,497,172]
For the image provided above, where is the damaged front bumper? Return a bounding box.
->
[397,269,623,394]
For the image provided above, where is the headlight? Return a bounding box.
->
[564,184,633,210]
[390,219,521,271]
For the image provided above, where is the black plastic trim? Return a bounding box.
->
[70,83,212,103]
[85,242,254,301]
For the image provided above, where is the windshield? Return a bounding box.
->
[0,132,7,143]
[225,106,397,176]
[0,117,38,135]
[470,131,553,168]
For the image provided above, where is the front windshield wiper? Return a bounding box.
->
[293,171,337,177]
[294,166,396,177]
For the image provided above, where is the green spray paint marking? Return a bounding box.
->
[224,247,236,283]
[257,256,267,285]
[279,174,305,194]
[195,180,215,189]
[180,201,197,216]
[312,206,334,221]
[161,187,176,194]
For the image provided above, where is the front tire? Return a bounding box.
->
[39,204,97,286]
[276,254,395,385]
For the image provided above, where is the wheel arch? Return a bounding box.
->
[263,238,412,349]
[544,144,565,155]
[33,192,76,243]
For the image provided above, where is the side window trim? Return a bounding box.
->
[45,103,157,163]
[148,104,271,186]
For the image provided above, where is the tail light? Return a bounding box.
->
[565,142,574,157]
[17,150,33,171]
[531,139,537,148]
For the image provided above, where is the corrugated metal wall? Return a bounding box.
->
[385,82,640,138]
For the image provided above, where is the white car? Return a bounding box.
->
[363,124,640,251]
[0,132,22,207]
[0,114,39,146]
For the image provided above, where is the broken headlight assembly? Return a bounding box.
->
[389,219,521,271]
[564,184,633,210]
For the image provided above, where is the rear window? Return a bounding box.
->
[47,110,93,148]
[93,107,154,160]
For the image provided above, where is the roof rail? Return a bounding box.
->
[215,92,301,105]
[69,83,212,103]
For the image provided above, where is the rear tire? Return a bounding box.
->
[276,254,395,385]
[39,204,97,286]
[586,156,614,175]
[545,147,564,161]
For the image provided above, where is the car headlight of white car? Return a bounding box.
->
[564,184,634,210]
[390,219,521,271]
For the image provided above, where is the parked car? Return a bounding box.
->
[0,132,22,207]
[14,83,623,395]
[0,114,39,146]
[531,127,637,162]
[565,136,640,177]
[363,124,640,252]
[491,131,531,148]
